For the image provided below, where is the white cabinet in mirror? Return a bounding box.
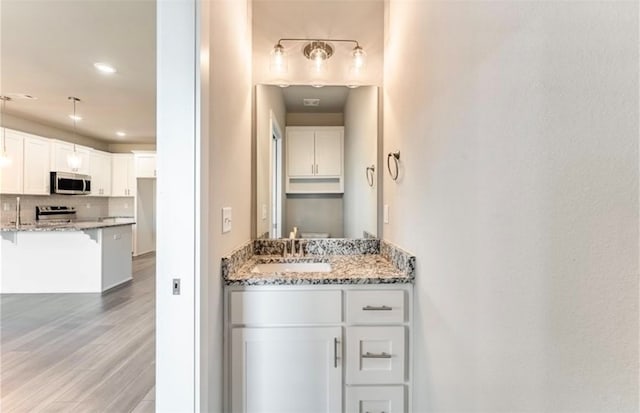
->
[255,85,379,240]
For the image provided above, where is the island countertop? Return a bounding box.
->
[0,218,135,232]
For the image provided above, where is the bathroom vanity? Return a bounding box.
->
[222,239,415,413]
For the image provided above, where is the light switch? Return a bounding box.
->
[222,207,232,233]
[383,204,389,224]
[261,204,267,220]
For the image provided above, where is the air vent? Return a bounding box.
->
[303,98,320,107]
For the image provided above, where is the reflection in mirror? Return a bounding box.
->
[255,85,378,239]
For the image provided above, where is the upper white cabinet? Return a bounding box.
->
[0,128,25,194]
[134,152,157,178]
[286,126,344,193]
[51,140,91,175]
[23,134,51,195]
[90,150,112,197]
[112,154,136,197]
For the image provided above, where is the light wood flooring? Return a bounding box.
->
[1,253,156,412]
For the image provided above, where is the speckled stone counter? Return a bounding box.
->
[0,219,135,232]
[222,239,415,286]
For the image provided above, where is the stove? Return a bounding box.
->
[35,205,77,223]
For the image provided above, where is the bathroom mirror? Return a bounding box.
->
[255,84,379,239]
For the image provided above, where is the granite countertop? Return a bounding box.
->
[0,219,136,232]
[225,254,412,286]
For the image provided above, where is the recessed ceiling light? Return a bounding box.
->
[68,114,82,121]
[116,131,126,137]
[94,62,117,74]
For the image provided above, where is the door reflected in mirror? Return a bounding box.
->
[255,85,378,240]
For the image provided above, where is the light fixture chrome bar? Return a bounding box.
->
[275,38,360,48]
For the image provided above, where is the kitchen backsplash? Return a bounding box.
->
[0,194,133,224]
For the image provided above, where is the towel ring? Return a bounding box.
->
[387,151,400,181]
[365,165,375,187]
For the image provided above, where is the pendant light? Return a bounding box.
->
[67,97,82,171]
[0,96,12,168]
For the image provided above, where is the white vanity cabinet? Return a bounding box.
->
[286,126,344,193]
[225,284,412,413]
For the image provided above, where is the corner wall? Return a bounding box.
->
[205,0,253,411]
[384,1,638,411]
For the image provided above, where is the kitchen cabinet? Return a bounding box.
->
[134,152,157,178]
[111,154,136,196]
[23,134,51,195]
[51,140,91,175]
[0,128,24,194]
[226,285,413,412]
[90,150,112,196]
[286,126,344,193]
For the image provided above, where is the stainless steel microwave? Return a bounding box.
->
[50,171,91,195]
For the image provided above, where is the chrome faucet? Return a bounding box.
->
[282,239,291,258]
[15,196,21,228]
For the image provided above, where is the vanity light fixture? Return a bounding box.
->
[0,96,12,168]
[269,38,366,82]
[67,97,83,171]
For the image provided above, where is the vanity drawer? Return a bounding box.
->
[346,290,405,324]
[229,290,342,325]
[346,385,405,413]
[346,326,406,384]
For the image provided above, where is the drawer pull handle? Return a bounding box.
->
[362,351,392,359]
[362,305,392,311]
[334,337,339,368]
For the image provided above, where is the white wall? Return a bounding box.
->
[384,1,638,411]
[343,86,377,238]
[206,0,253,411]
[2,113,109,151]
[255,85,286,238]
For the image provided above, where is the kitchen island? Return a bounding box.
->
[0,219,135,293]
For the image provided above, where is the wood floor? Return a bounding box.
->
[0,253,156,413]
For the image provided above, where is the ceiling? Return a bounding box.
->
[1,0,156,144]
[283,86,349,113]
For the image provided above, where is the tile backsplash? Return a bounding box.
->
[0,194,133,224]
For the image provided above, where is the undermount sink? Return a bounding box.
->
[251,262,332,274]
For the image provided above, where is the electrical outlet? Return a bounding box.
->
[2,203,9,211]
[384,204,389,224]
[124,203,129,209]
[222,207,232,233]
[86,203,91,209]
[262,204,267,220]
